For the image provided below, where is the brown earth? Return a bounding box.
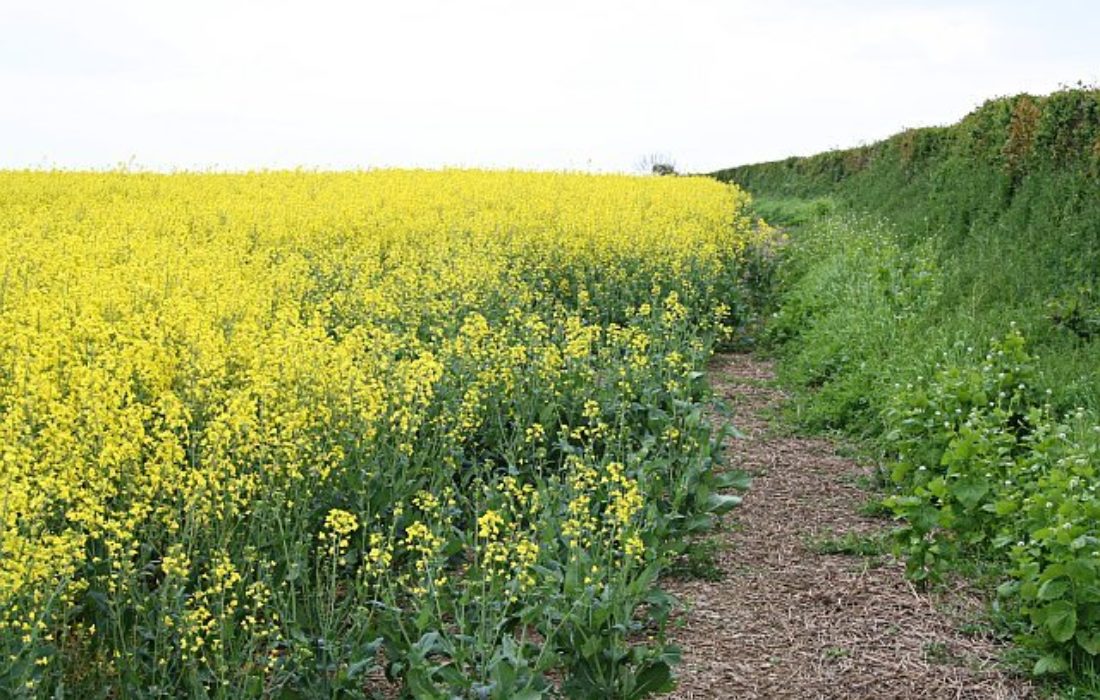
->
[664,354,1034,700]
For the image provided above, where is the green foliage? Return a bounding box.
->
[750,196,837,228]
[669,537,726,582]
[717,86,1100,681]
[882,331,1100,672]
[715,89,1100,331]
[763,212,944,434]
[882,329,1040,577]
[804,531,889,558]
[1048,286,1100,342]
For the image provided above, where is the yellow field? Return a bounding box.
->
[0,169,759,697]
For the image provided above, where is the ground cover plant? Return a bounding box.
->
[0,170,763,698]
[715,87,1100,682]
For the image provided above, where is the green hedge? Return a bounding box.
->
[713,87,1100,676]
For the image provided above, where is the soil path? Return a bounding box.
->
[664,354,1033,699]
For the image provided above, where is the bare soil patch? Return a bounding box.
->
[664,354,1033,699]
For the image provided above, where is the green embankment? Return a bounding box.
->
[714,88,1100,680]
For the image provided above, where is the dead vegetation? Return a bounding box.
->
[664,354,1033,699]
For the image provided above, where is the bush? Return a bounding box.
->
[883,330,1100,674]
[715,86,1100,680]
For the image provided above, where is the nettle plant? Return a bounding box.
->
[882,328,1100,673]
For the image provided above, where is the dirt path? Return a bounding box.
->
[664,354,1033,699]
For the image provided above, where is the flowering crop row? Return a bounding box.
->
[0,170,761,698]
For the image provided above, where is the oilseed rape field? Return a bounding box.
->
[0,170,761,698]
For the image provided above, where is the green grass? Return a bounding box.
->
[669,537,727,582]
[748,196,838,228]
[803,530,889,558]
[855,498,892,519]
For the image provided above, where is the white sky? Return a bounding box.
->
[2,0,1098,173]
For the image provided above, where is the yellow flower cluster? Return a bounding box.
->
[560,458,645,564]
[161,544,191,580]
[320,508,359,562]
[0,169,757,690]
[178,552,242,663]
[475,477,543,598]
[400,521,446,596]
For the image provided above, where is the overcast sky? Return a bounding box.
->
[2,0,1098,173]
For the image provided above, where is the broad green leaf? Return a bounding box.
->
[1033,654,1068,675]
[581,635,602,659]
[683,514,714,533]
[405,669,445,700]
[992,499,1018,516]
[706,493,742,515]
[630,660,675,698]
[1077,630,1100,656]
[714,470,752,490]
[952,479,989,509]
[1044,601,1078,643]
[1038,578,1070,601]
[927,477,948,499]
